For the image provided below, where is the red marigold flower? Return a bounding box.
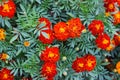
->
[95,33,110,49]
[113,34,120,46]
[53,22,69,41]
[0,0,16,18]
[38,29,55,44]
[40,47,60,63]
[104,2,116,12]
[0,68,14,80]
[116,0,120,6]
[38,17,51,29]
[72,57,85,72]
[41,63,57,78]
[84,54,96,71]
[113,11,120,25]
[88,20,104,36]
[67,18,85,38]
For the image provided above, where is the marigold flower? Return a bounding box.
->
[0,53,9,61]
[0,28,6,40]
[72,57,86,72]
[0,68,14,80]
[106,44,115,51]
[116,0,120,6]
[67,18,85,38]
[116,61,120,74]
[113,11,120,25]
[38,29,55,44]
[88,20,104,36]
[84,54,96,71]
[113,34,120,46]
[41,63,57,78]
[104,2,116,12]
[95,33,110,49]
[38,17,51,29]
[53,22,69,41]
[0,0,16,18]
[24,41,30,47]
[40,47,60,63]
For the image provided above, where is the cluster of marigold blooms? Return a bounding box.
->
[40,46,60,80]
[104,0,120,24]
[38,17,85,44]
[72,54,96,72]
[0,0,16,18]
[88,19,120,51]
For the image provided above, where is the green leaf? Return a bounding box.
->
[10,35,18,43]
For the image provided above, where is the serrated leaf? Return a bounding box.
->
[41,31,49,39]
[5,19,11,28]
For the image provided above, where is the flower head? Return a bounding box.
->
[0,28,6,40]
[84,54,96,71]
[24,41,30,47]
[88,20,104,36]
[0,53,9,61]
[113,34,120,46]
[72,57,86,72]
[104,2,116,12]
[0,68,14,80]
[95,33,110,49]
[41,63,57,78]
[40,47,60,63]
[38,29,55,44]
[53,22,69,41]
[67,18,85,38]
[113,11,120,25]
[0,0,16,18]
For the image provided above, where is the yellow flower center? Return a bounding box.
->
[102,38,109,44]
[2,4,11,12]
[87,60,95,67]
[115,13,120,19]
[78,63,84,67]
[3,73,8,79]
[109,3,114,9]
[59,28,65,33]
[95,24,100,30]
[46,67,52,73]
[48,51,55,58]
[24,41,30,47]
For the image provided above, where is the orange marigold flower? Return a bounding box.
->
[84,54,96,71]
[95,33,110,49]
[0,53,9,61]
[41,63,57,78]
[113,11,120,25]
[40,47,60,63]
[53,22,69,41]
[104,2,116,12]
[113,34,120,46]
[67,18,85,38]
[116,61,120,74]
[0,0,16,18]
[0,68,14,80]
[0,28,6,40]
[72,57,85,72]
[88,20,104,36]
[24,41,30,47]
[38,29,55,44]
[38,17,51,29]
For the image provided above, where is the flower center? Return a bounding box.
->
[3,73,8,79]
[95,24,100,30]
[87,60,95,67]
[2,4,11,12]
[59,28,65,33]
[48,51,55,58]
[78,63,84,67]
[46,67,52,73]
[108,3,114,9]
[102,38,109,44]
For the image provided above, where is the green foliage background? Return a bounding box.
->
[0,0,120,80]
